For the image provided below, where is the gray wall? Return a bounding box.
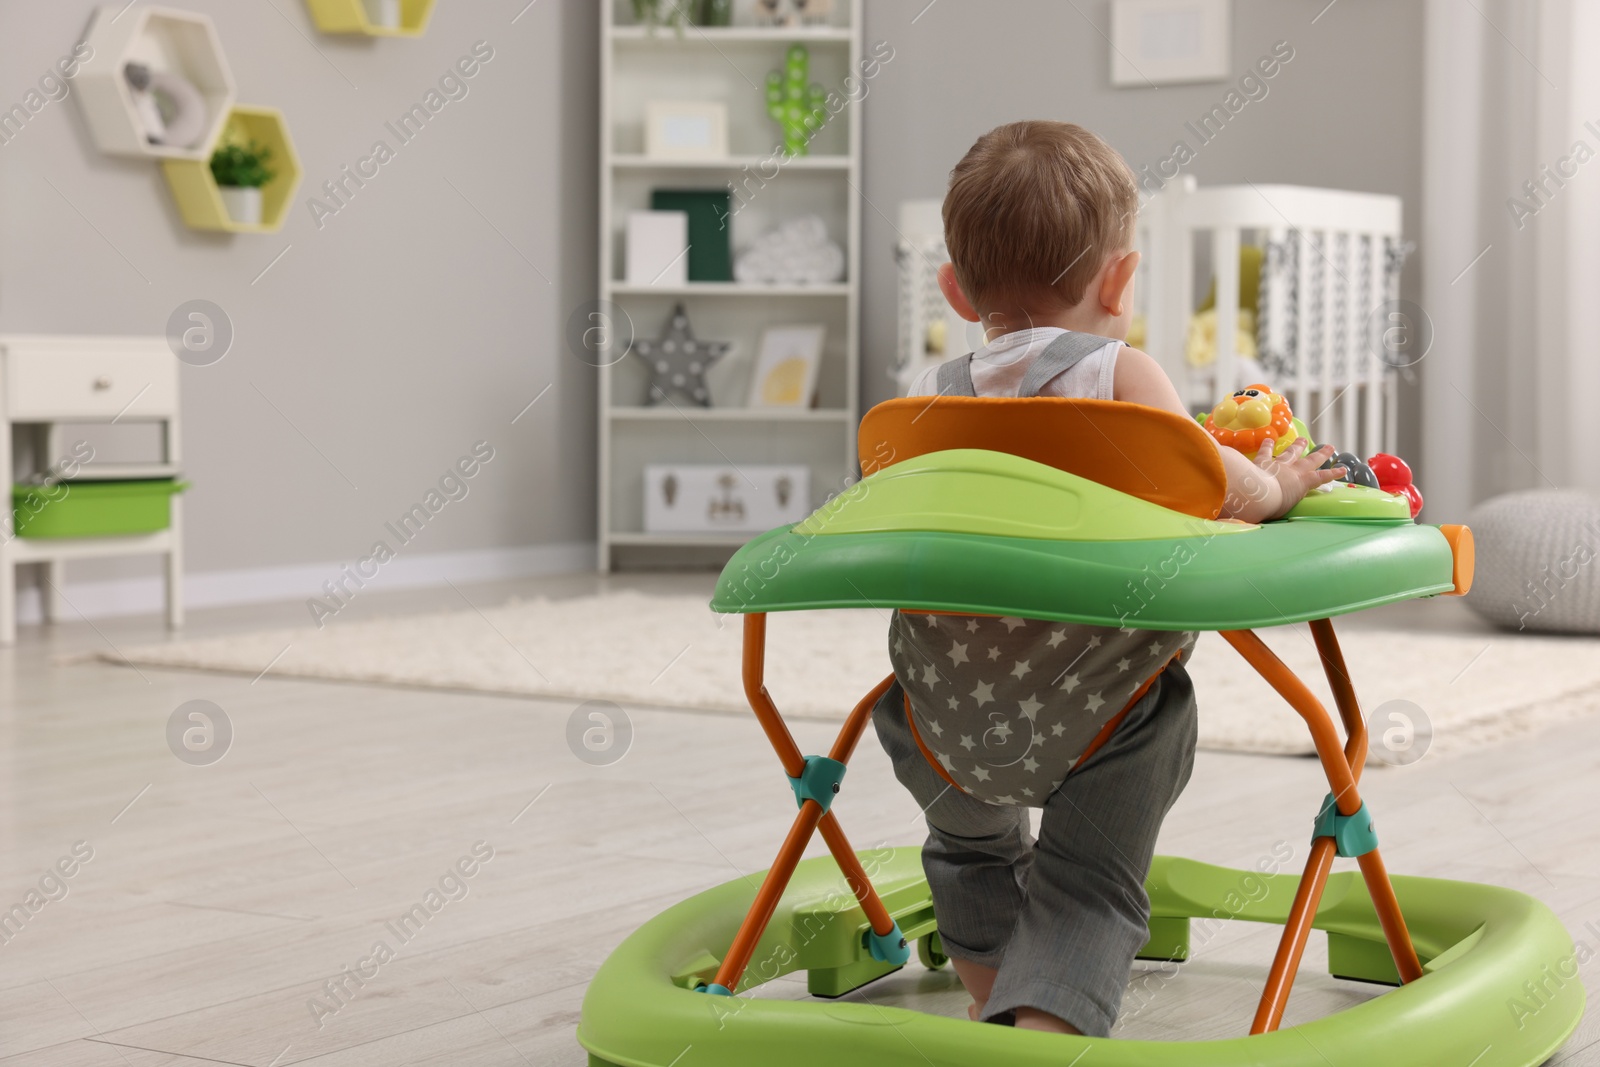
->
[858,0,1425,452]
[0,0,1424,609]
[0,0,599,594]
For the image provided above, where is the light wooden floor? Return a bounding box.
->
[1,572,1595,1065]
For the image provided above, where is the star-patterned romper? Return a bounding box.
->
[871,328,1199,1037]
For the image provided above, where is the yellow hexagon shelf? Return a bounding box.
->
[304,0,435,36]
[161,106,302,234]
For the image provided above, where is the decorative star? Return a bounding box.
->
[959,734,976,751]
[1022,756,1040,773]
[971,681,995,707]
[1087,635,1102,649]
[1018,695,1043,720]
[948,642,969,665]
[923,613,939,627]
[1047,629,1067,648]
[1059,672,1080,693]
[987,647,1002,661]
[922,663,940,687]
[1085,692,1105,713]
[1000,617,1026,632]
[988,719,1013,741]
[1050,722,1067,736]
[1148,640,1165,657]
[1116,657,1132,672]
[965,619,979,633]
[928,719,943,737]
[993,793,1016,805]
[935,751,955,771]
[946,696,959,710]
[632,302,729,407]
[1010,659,1031,680]
[971,767,992,782]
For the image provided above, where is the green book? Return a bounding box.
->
[650,189,733,282]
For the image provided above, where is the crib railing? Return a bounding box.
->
[1138,177,1404,459]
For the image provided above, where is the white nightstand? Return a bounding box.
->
[0,336,185,645]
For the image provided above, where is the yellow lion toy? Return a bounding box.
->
[1202,383,1298,456]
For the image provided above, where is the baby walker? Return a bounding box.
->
[578,394,1582,1066]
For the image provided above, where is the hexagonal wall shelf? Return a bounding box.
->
[162,106,302,234]
[75,4,236,160]
[304,0,435,36]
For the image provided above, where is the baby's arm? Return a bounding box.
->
[1112,347,1344,523]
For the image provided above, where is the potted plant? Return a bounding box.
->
[631,0,687,34]
[209,140,274,227]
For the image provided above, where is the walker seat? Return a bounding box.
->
[577,397,1581,1067]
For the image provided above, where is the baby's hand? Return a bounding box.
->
[1255,438,1344,518]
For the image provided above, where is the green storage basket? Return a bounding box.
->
[12,479,188,539]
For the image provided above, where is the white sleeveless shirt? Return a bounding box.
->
[908,327,1120,403]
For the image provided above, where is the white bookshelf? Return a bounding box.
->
[597,0,863,570]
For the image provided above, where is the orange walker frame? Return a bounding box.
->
[709,612,1422,1036]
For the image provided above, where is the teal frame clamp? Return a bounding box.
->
[866,920,912,965]
[789,755,847,812]
[1313,793,1378,858]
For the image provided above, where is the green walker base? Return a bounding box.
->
[579,848,1582,1067]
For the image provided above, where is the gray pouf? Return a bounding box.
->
[1465,489,1600,633]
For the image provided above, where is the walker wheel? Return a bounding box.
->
[917,932,948,970]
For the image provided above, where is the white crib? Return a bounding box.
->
[894,178,1407,458]
[1138,175,1405,459]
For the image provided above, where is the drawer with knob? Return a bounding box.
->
[3,344,178,420]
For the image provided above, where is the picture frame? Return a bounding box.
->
[625,210,689,286]
[644,101,729,161]
[746,325,825,408]
[1109,0,1231,87]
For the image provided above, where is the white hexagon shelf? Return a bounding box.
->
[75,4,236,161]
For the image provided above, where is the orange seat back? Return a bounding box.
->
[858,396,1227,520]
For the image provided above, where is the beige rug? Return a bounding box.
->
[98,591,1600,757]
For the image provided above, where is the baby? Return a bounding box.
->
[870,121,1340,1037]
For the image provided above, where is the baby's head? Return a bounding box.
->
[941,121,1140,337]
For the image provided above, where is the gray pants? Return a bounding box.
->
[871,661,1198,1037]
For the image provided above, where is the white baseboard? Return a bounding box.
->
[13,542,596,624]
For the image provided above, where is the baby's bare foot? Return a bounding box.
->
[967,1000,985,1022]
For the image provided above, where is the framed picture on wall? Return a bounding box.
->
[747,325,825,408]
[644,101,729,161]
[1109,0,1231,87]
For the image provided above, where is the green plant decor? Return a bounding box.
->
[766,45,828,157]
[209,141,276,189]
[631,0,689,34]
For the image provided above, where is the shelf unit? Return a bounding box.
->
[0,336,186,645]
[161,105,303,234]
[75,4,236,162]
[597,0,863,569]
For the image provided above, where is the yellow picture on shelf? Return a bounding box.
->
[759,357,811,405]
[747,325,825,409]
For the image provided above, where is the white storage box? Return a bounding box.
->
[644,465,810,534]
